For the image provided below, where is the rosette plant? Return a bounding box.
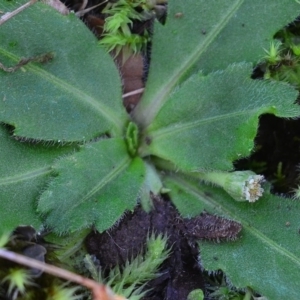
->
[1,0,300,298]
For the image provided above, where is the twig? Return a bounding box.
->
[122,88,145,99]
[0,248,127,300]
[0,53,53,73]
[76,0,108,17]
[0,0,38,26]
[78,0,89,11]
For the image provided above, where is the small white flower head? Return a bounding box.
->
[224,171,265,203]
[243,175,265,202]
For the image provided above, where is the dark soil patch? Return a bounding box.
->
[85,195,241,299]
[236,114,300,195]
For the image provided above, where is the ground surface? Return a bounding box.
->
[86,195,241,299]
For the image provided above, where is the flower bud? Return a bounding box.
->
[197,171,265,203]
[223,171,265,202]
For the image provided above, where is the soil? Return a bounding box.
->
[236,114,300,196]
[85,195,241,299]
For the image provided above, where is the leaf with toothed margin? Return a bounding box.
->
[139,63,300,172]
[0,125,76,234]
[0,1,128,142]
[133,0,300,128]
[38,138,146,234]
[164,173,300,299]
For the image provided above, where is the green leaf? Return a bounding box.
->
[38,138,145,234]
[164,174,300,299]
[140,63,300,171]
[0,125,75,234]
[0,1,128,141]
[133,0,300,127]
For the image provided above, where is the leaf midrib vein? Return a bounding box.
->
[137,0,244,128]
[149,109,249,140]
[0,166,51,185]
[0,48,123,131]
[71,155,131,210]
[170,175,300,267]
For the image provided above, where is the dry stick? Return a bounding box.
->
[78,0,89,11]
[76,0,108,17]
[0,249,127,300]
[0,0,38,26]
[0,53,53,73]
[122,88,145,99]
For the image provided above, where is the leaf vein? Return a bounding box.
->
[0,48,123,132]
[136,0,244,127]
[0,167,51,186]
[169,175,300,266]
[70,155,131,211]
[150,108,250,139]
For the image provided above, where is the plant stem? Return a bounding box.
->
[0,0,37,26]
[0,248,127,300]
